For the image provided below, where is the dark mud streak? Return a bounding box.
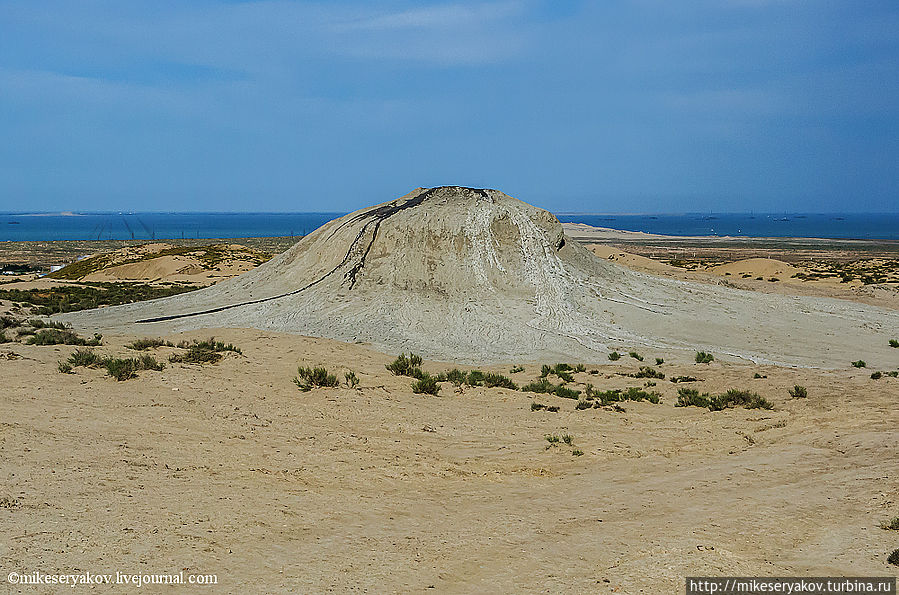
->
[136,186,482,323]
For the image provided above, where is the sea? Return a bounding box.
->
[1,212,898,242]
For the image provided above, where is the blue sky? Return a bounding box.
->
[1,1,897,213]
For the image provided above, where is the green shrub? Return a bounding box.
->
[589,369,599,375]
[27,319,69,330]
[0,330,9,344]
[546,405,559,412]
[444,369,466,386]
[545,434,561,445]
[889,339,899,348]
[554,385,581,399]
[137,354,165,371]
[623,387,660,403]
[26,328,101,346]
[510,365,525,373]
[881,517,899,530]
[293,366,339,391]
[411,373,440,395]
[633,366,664,379]
[561,434,573,445]
[676,388,711,408]
[571,449,584,457]
[608,351,621,361]
[574,363,586,373]
[575,400,591,410]
[531,402,546,411]
[103,358,140,381]
[888,371,899,378]
[170,337,239,364]
[871,371,882,380]
[171,348,220,364]
[58,362,73,374]
[483,373,517,389]
[344,371,359,388]
[851,360,866,368]
[753,373,767,379]
[655,358,664,365]
[182,337,240,353]
[709,389,772,411]
[386,353,423,376]
[670,376,698,383]
[539,363,574,382]
[695,351,714,364]
[97,355,163,380]
[67,348,102,368]
[553,369,573,383]
[593,387,661,405]
[889,549,899,566]
[126,338,171,350]
[628,351,644,362]
[788,385,808,398]
[466,370,486,386]
[520,378,557,394]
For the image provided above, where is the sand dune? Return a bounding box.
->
[711,258,802,279]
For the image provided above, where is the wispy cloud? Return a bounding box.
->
[334,2,523,31]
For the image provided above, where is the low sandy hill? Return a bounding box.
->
[589,245,679,273]
[62,186,898,368]
[49,242,271,286]
[712,258,801,279]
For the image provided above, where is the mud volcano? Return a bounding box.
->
[64,186,897,366]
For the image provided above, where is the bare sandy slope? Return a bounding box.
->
[1,328,897,593]
[61,187,899,369]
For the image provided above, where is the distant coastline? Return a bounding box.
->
[2,211,899,242]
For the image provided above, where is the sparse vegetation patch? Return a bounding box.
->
[676,387,772,411]
[881,517,899,531]
[27,328,102,346]
[695,351,714,364]
[788,385,808,398]
[411,373,440,395]
[386,353,423,377]
[169,337,240,364]
[670,376,698,383]
[294,366,339,391]
[126,338,173,350]
[676,388,710,408]
[631,366,665,379]
[0,282,199,315]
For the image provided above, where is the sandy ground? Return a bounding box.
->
[1,327,898,593]
[568,224,899,311]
